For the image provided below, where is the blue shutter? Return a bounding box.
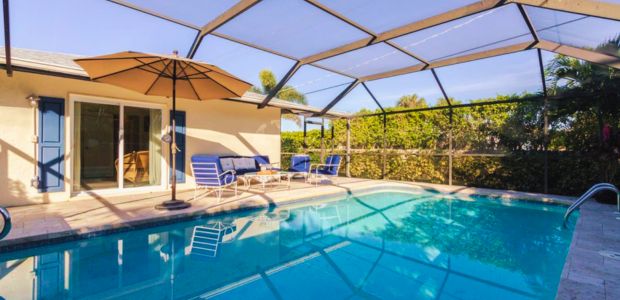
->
[170,111,186,183]
[35,252,64,299]
[38,97,65,192]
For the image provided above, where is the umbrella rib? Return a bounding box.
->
[184,65,242,96]
[184,63,241,97]
[136,66,167,77]
[135,57,168,75]
[144,59,174,95]
[185,65,248,84]
[183,68,213,78]
[178,61,201,100]
[91,58,168,81]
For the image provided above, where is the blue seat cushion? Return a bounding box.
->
[289,155,310,172]
[319,155,341,176]
[314,169,336,176]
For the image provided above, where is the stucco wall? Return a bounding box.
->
[0,71,281,207]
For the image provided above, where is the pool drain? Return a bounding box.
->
[599,250,620,260]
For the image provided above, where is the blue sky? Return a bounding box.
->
[3,0,618,132]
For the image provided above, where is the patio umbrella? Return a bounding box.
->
[74,51,252,210]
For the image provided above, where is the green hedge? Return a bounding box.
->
[281,150,620,196]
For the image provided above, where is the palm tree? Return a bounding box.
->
[546,35,620,147]
[252,69,307,126]
[396,94,427,109]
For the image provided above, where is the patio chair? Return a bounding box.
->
[307,154,342,186]
[288,154,310,179]
[135,150,149,184]
[191,155,237,201]
[115,151,137,184]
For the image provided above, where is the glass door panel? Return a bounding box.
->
[73,102,120,191]
[123,107,161,187]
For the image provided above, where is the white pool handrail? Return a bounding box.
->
[563,183,619,227]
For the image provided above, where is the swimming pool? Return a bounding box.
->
[0,189,577,299]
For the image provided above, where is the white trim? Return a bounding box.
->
[72,184,166,198]
[68,93,167,196]
[69,93,166,109]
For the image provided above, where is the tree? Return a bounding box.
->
[253,69,307,126]
[396,94,427,109]
[545,35,620,149]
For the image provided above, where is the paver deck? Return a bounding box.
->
[1,177,619,299]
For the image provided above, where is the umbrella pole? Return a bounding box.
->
[157,60,190,210]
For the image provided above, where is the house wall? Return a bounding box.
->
[0,71,281,207]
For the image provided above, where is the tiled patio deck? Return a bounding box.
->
[1,177,619,299]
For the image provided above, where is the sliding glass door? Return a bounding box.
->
[122,107,161,188]
[73,101,162,192]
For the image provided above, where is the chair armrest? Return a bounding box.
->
[219,169,236,177]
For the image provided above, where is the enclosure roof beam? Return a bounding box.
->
[258,61,303,108]
[205,32,353,79]
[304,0,430,66]
[537,48,548,98]
[3,0,12,77]
[535,40,620,69]
[516,3,539,48]
[362,82,385,114]
[508,0,620,21]
[431,69,451,107]
[300,0,504,64]
[187,0,261,58]
[361,41,532,82]
[317,80,360,116]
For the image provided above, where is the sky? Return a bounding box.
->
[3,0,619,132]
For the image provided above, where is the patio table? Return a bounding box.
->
[239,171,291,190]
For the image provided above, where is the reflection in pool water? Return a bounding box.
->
[0,190,576,299]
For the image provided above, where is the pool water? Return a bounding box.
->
[0,189,577,299]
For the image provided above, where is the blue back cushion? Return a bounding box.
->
[253,155,270,169]
[290,155,310,172]
[191,155,234,186]
[324,155,341,175]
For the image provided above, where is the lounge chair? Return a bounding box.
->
[288,154,310,179]
[307,154,342,186]
[191,155,238,201]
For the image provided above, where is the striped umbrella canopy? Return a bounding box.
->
[75,51,252,210]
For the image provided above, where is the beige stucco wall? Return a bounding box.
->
[0,71,281,207]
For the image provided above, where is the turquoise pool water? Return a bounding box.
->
[0,189,577,299]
